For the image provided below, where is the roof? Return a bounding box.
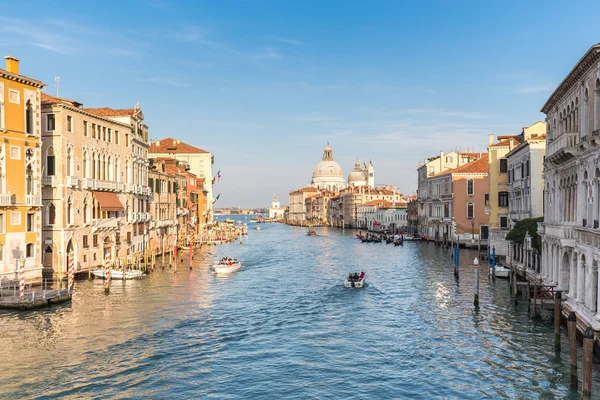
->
[149,138,209,154]
[290,187,319,194]
[41,93,83,107]
[0,67,46,88]
[437,154,489,176]
[489,139,516,148]
[82,107,138,117]
[358,199,393,208]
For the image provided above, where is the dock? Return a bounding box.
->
[0,289,72,310]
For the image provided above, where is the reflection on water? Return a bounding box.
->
[1,221,599,399]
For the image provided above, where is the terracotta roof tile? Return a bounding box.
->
[438,154,489,175]
[149,138,209,154]
[359,199,394,207]
[41,92,83,106]
[489,139,515,148]
[82,107,137,117]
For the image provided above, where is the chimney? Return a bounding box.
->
[488,133,494,146]
[156,140,160,146]
[177,139,181,144]
[4,56,19,74]
[440,150,444,158]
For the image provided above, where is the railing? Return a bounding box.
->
[484,206,490,215]
[546,132,577,160]
[91,218,119,230]
[592,129,600,137]
[42,175,57,187]
[67,176,79,187]
[26,195,41,206]
[82,178,93,189]
[0,194,13,206]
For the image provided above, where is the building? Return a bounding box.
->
[288,187,319,225]
[149,138,214,226]
[420,154,489,245]
[311,143,346,191]
[41,93,151,279]
[0,56,46,281]
[506,130,546,226]
[340,185,402,228]
[348,159,375,188]
[540,44,600,332]
[356,199,407,232]
[269,194,286,220]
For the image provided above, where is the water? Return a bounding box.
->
[1,221,599,399]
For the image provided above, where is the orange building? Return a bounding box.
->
[0,56,46,280]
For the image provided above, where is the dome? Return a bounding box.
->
[348,158,367,186]
[313,160,344,179]
[311,142,346,191]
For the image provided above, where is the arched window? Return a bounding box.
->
[66,148,72,176]
[48,203,56,225]
[83,151,88,178]
[467,202,474,219]
[26,165,33,195]
[595,79,600,131]
[25,100,33,135]
[67,197,73,225]
[26,243,34,258]
[83,198,88,224]
[467,179,474,196]
[91,153,96,179]
[46,147,55,176]
[107,156,112,181]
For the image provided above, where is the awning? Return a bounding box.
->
[93,191,124,212]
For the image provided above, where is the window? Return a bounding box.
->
[26,243,34,258]
[93,234,98,247]
[84,121,88,136]
[498,191,509,207]
[115,130,119,144]
[67,115,72,132]
[126,232,131,242]
[8,89,19,104]
[103,127,106,141]
[48,203,56,225]
[92,123,96,138]
[526,160,530,177]
[10,211,21,225]
[499,158,507,173]
[26,213,34,232]
[83,235,88,248]
[467,202,474,219]
[25,100,33,135]
[47,148,55,176]
[500,216,508,228]
[0,213,4,233]
[125,133,129,147]
[47,114,55,131]
[467,179,474,196]
[10,146,20,160]
[107,128,111,143]
[484,193,489,206]
[445,156,453,163]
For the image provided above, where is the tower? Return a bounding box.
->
[368,160,375,188]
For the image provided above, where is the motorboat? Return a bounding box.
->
[307,230,317,236]
[213,260,242,274]
[256,226,261,230]
[344,273,366,288]
[394,238,404,246]
[403,235,421,242]
[493,263,510,278]
[92,269,145,279]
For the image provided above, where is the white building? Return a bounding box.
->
[288,187,319,224]
[348,159,375,188]
[540,43,600,332]
[506,132,546,227]
[376,205,408,234]
[311,142,346,191]
[356,199,406,232]
[269,194,286,220]
[149,138,214,224]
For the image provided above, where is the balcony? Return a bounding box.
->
[159,193,168,203]
[42,175,57,187]
[82,178,93,189]
[0,193,14,206]
[91,218,119,231]
[544,223,576,247]
[26,195,41,206]
[546,132,578,165]
[67,176,79,188]
[82,179,118,191]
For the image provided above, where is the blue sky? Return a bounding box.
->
[1,0,598,207]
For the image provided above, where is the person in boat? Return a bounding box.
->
[353,272,359,281]
[359,271,365,280]
[348,273,353,282]
[233,258,238,263]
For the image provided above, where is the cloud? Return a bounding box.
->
[251,47,282,61]
[515,83,554,94]
[268,37,305,46]
[0,16,79,54]
[172,26,211,44]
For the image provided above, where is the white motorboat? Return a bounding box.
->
[344,274,366,288]
[213,261,242,274]
[493,264,510,278]
[255,226,261,230]
[92,269,145,279]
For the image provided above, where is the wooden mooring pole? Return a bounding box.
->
[554,291,561,352]
[568,311,578,388]
[473,258,479,309]
[582,327,594,398]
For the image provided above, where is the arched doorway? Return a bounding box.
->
[560,249,570,290]
[103,236,113,260]
[42,245,54,284]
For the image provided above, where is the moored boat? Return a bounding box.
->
[493,263,510,278]
[307,230,317,236]
[256,226,261,230]
[92,269,145,279]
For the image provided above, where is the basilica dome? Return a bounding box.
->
[311,143,346,192]
[348,159,367,187]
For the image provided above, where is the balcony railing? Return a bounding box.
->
[0,194,14,206]
[67,176,79,187]
[26,195,41,206]
[42,175,57,187]
[546,132,577,165]
[91,218,119,230]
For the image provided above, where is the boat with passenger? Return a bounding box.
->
[344,271,366,288]
[307,229,317,236]
[92,269,145,279]
[213,257,242,274]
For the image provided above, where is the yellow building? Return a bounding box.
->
[0,56,46,280]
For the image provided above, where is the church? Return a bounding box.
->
[311,143,375,191]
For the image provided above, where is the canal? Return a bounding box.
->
[1,221,599,399]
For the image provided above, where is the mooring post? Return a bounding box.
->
[568,311,578,388]
[473,257,479,308]
[582,327,594,398]
[527,281,531,313]
[554,291,562,352]
[487,245,490,264]
[491,247,496,275]
[533,282,538,317]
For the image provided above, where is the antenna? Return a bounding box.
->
[54,76,60,97]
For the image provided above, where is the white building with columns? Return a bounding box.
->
[541,43,600,332]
